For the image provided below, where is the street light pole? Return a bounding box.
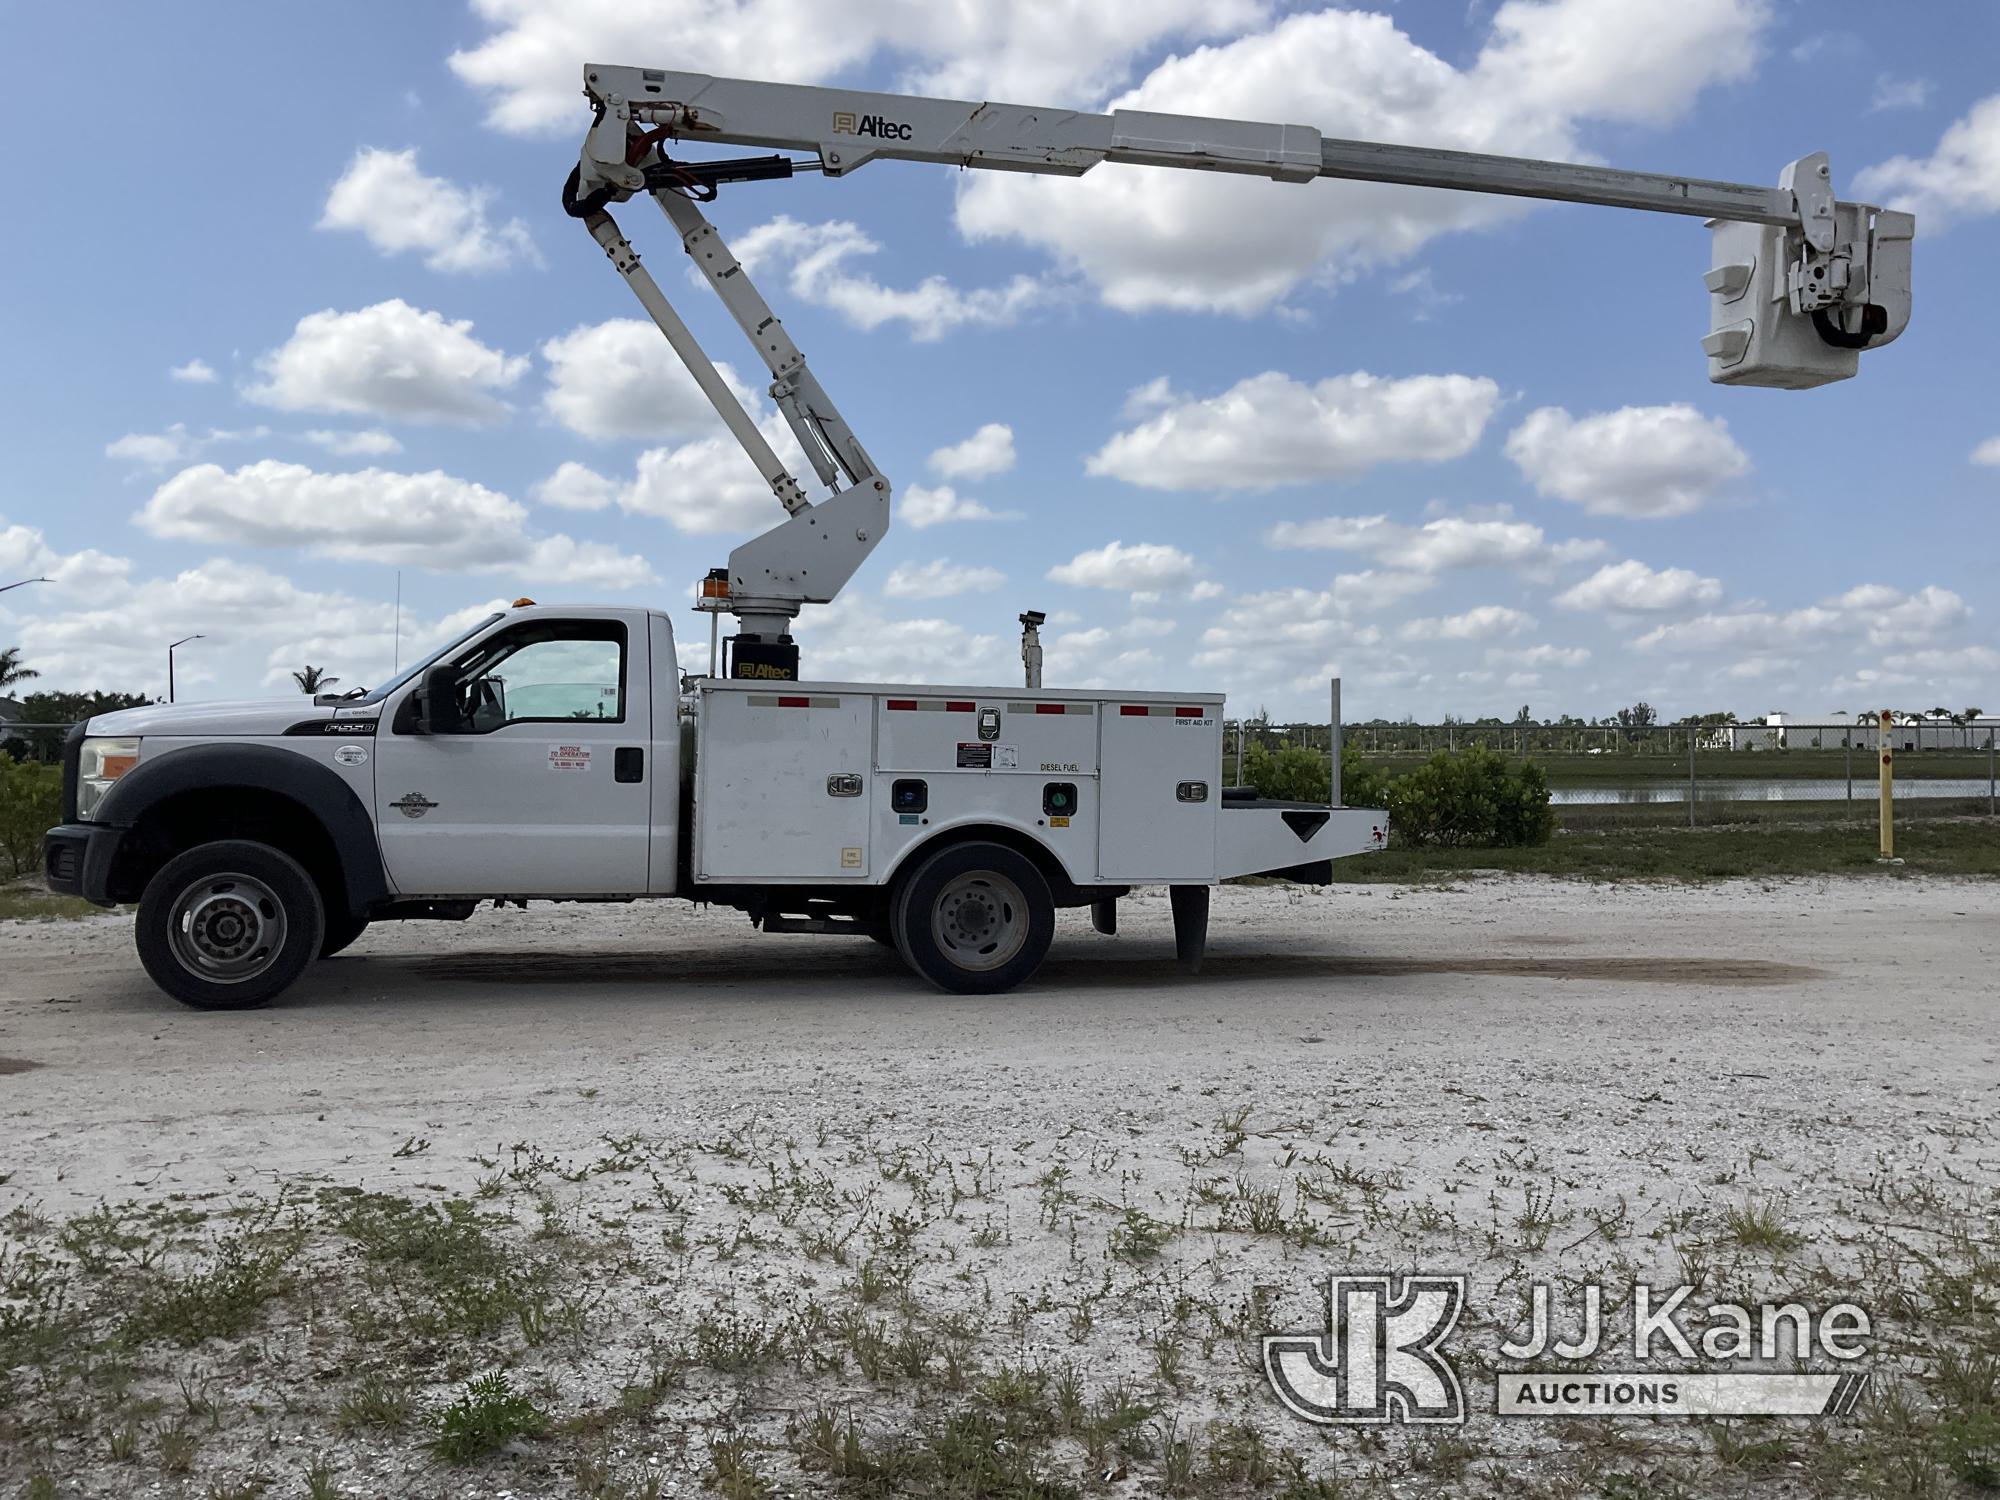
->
[167,634,205,703]
[1,576,51,595]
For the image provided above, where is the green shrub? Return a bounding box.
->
[1240,741,1390,807]
[429,1373,547,1462]
[0,758,62,878]
[1385,746,1554,848]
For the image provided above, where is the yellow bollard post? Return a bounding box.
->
[1877,708,1896,862]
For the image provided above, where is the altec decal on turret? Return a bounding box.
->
[832,112,913,140]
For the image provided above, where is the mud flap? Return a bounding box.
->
[1091,897,1118,936]
[1170,885,1209,974]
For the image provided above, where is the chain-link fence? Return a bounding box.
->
[1227,719,2000,827]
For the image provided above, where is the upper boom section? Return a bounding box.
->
[585,65,1796,226]
[579,65,1911,393]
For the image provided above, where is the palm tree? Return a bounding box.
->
[291,664,339,695]
[1966,706,1985,722]
[0,646,38,691]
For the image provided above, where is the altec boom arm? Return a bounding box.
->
[569,66,1914,638]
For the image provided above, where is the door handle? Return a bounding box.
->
[615,747,644,783]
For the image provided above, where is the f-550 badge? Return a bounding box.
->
[391,793,438,820]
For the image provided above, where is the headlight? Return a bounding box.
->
[77,737,141,821]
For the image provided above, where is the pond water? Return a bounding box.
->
[1550,778,1995,806]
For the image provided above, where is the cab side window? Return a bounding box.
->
[452,622,626,733]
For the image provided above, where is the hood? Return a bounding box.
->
[84,699,381,738]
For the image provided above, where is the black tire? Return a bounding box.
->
[891,841,1054,995]
[320,914,371,959]
[135,840,325,1010]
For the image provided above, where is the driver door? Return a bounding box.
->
[372,616,652,896]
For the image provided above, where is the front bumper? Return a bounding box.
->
[42,823,127,906]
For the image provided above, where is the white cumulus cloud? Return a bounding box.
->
[1855,94,2000,230]
[733,216,1047,342]
[928,423,1016,481]
[788,592,1014,684]
[169,358,217,384]
[105,424,267,469]
[303,428,403,457]
[619,415,810,535]
[137,460,652,586]
[1554,560,1725,613]
[245,300,528,424]
[901,483,1020,529]
[0,517,131,603]
[1505,404,1750,518]
[1869,75,1933,113]
[540,318,755,442]
[1088,371,1499,491]
[447,0,1263,136]
[533,461,619,512]
[1637,583,1970,655]
[1502,643,1591,668]
[1048,540,1204,594]
[320,147,538,273]
[882,559,1006,599]
[1400,605,1535,641]
[1270,511,1603,577]
[956,0,1772,313]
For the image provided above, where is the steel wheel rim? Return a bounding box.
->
[167,873,288,983]
[930,870,1029,972]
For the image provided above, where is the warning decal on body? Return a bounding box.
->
[549,744,592,772]
[956,742,992,769]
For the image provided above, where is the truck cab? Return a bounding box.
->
[44,604,1385,1010]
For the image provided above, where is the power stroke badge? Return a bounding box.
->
[391,793,438,820]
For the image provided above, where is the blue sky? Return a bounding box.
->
[1,0,1994,722]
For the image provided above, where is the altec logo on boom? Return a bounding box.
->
[832,111,913,140]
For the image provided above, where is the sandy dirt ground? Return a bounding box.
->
[1,877,1996,1498]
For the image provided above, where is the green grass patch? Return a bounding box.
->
[0,878,103,921]
[1330,817,2000,883]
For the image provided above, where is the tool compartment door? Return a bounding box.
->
[694,688,873,880]
[1098,702,1222,881]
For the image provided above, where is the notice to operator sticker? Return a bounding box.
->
[549,744,592,772]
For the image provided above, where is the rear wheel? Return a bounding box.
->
[135,840,325,1010]
[892,841,1054,994]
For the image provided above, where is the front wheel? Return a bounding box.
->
[891,841,1054,995]
[135,840,325,1010]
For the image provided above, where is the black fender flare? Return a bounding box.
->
[95,744,389,915]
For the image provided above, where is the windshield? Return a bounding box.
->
[350,613,505,706]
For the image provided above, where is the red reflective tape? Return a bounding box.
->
[1175,706,1204,718]
[1120,705,1148,716]
[777,695,810,708]
[1034,703,1065,714]
[945,700,975,712]
[886,699,918,711]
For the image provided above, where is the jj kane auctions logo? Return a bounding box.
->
[1264,1275,1872,1423]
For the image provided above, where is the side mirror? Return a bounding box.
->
[416,663,467,734]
